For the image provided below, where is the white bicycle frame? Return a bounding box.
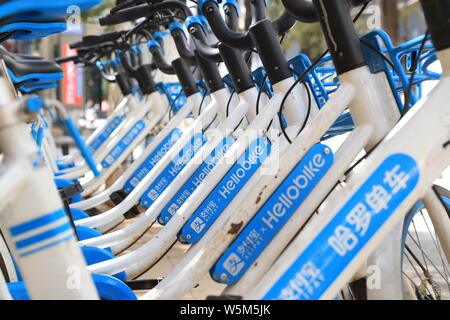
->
[70,90,202,211]
[57,41,157,166]
[80,92,169,195]
[50,94,144,175]
[73,91,214,229]
[86,75,298,297]
[78,87,238,252]
[55,95,130,165]
[80,73,310,278]
[0,76,98,299]
[245,48,450,300]
[53,93,159,184]
[48,45,169,185]
[136,52,402,298]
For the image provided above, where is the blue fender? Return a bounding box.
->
[7,274,136,300]
[70,208,90,220]
[54,178,82,203]
[81,246,126,281]
[75,226,111,255]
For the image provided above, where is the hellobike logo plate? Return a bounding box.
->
[89,115,124,152]
[139,132,208,208]
[211,144,333,284]
[177,137,272,244]
[263,153,419,300]
[123,128,184,193]
[158,136,236,225]
[101,120,146,168]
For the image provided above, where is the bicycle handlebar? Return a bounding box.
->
[189,26,222,63]
[281,0,318,23]
[100,3,149,25]
[69,31,124,51]
[222,0,239,31]
[272,10,297,35]
[169,22,196,63]
[201,0,252,49]
[100,1,193,26]
[55,55,80,64]
[147,40,175,74]
[84,31,124,46]
[200,0,296,49]
[252,0,266,22]
[69,40,85,49]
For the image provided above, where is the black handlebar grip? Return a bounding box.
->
[100,3,150,25]
[55,56,79,64]
[69,40,85,49]
[82,31,123,46]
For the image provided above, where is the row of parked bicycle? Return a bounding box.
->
[0,0,448,300]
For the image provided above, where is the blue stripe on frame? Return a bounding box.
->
[19,233,75,258]
[15,222,72,250]
[10,208,67,237]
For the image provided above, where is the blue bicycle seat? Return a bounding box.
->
[0,0,104,21]
[0,0,104,40]
[0,20,67,40]
[19,82,58,94]
[0,47,63,84]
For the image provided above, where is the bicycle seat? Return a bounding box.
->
[19,82,57,94]
[0,0,104,40]
[0,20,67,40]
[0,46,44,61]
[0,0,104,21]
[0,48,63,84]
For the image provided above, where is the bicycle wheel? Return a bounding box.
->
[401,185,450,300]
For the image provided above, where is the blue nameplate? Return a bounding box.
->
[157,136,236,225]
[123,128,184,193]
[211,144,333,284]
[139,132,208,208]
[262,153,419,300]
[101,120,146,168]
[178,137,272,244]
[89,115,124,152]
